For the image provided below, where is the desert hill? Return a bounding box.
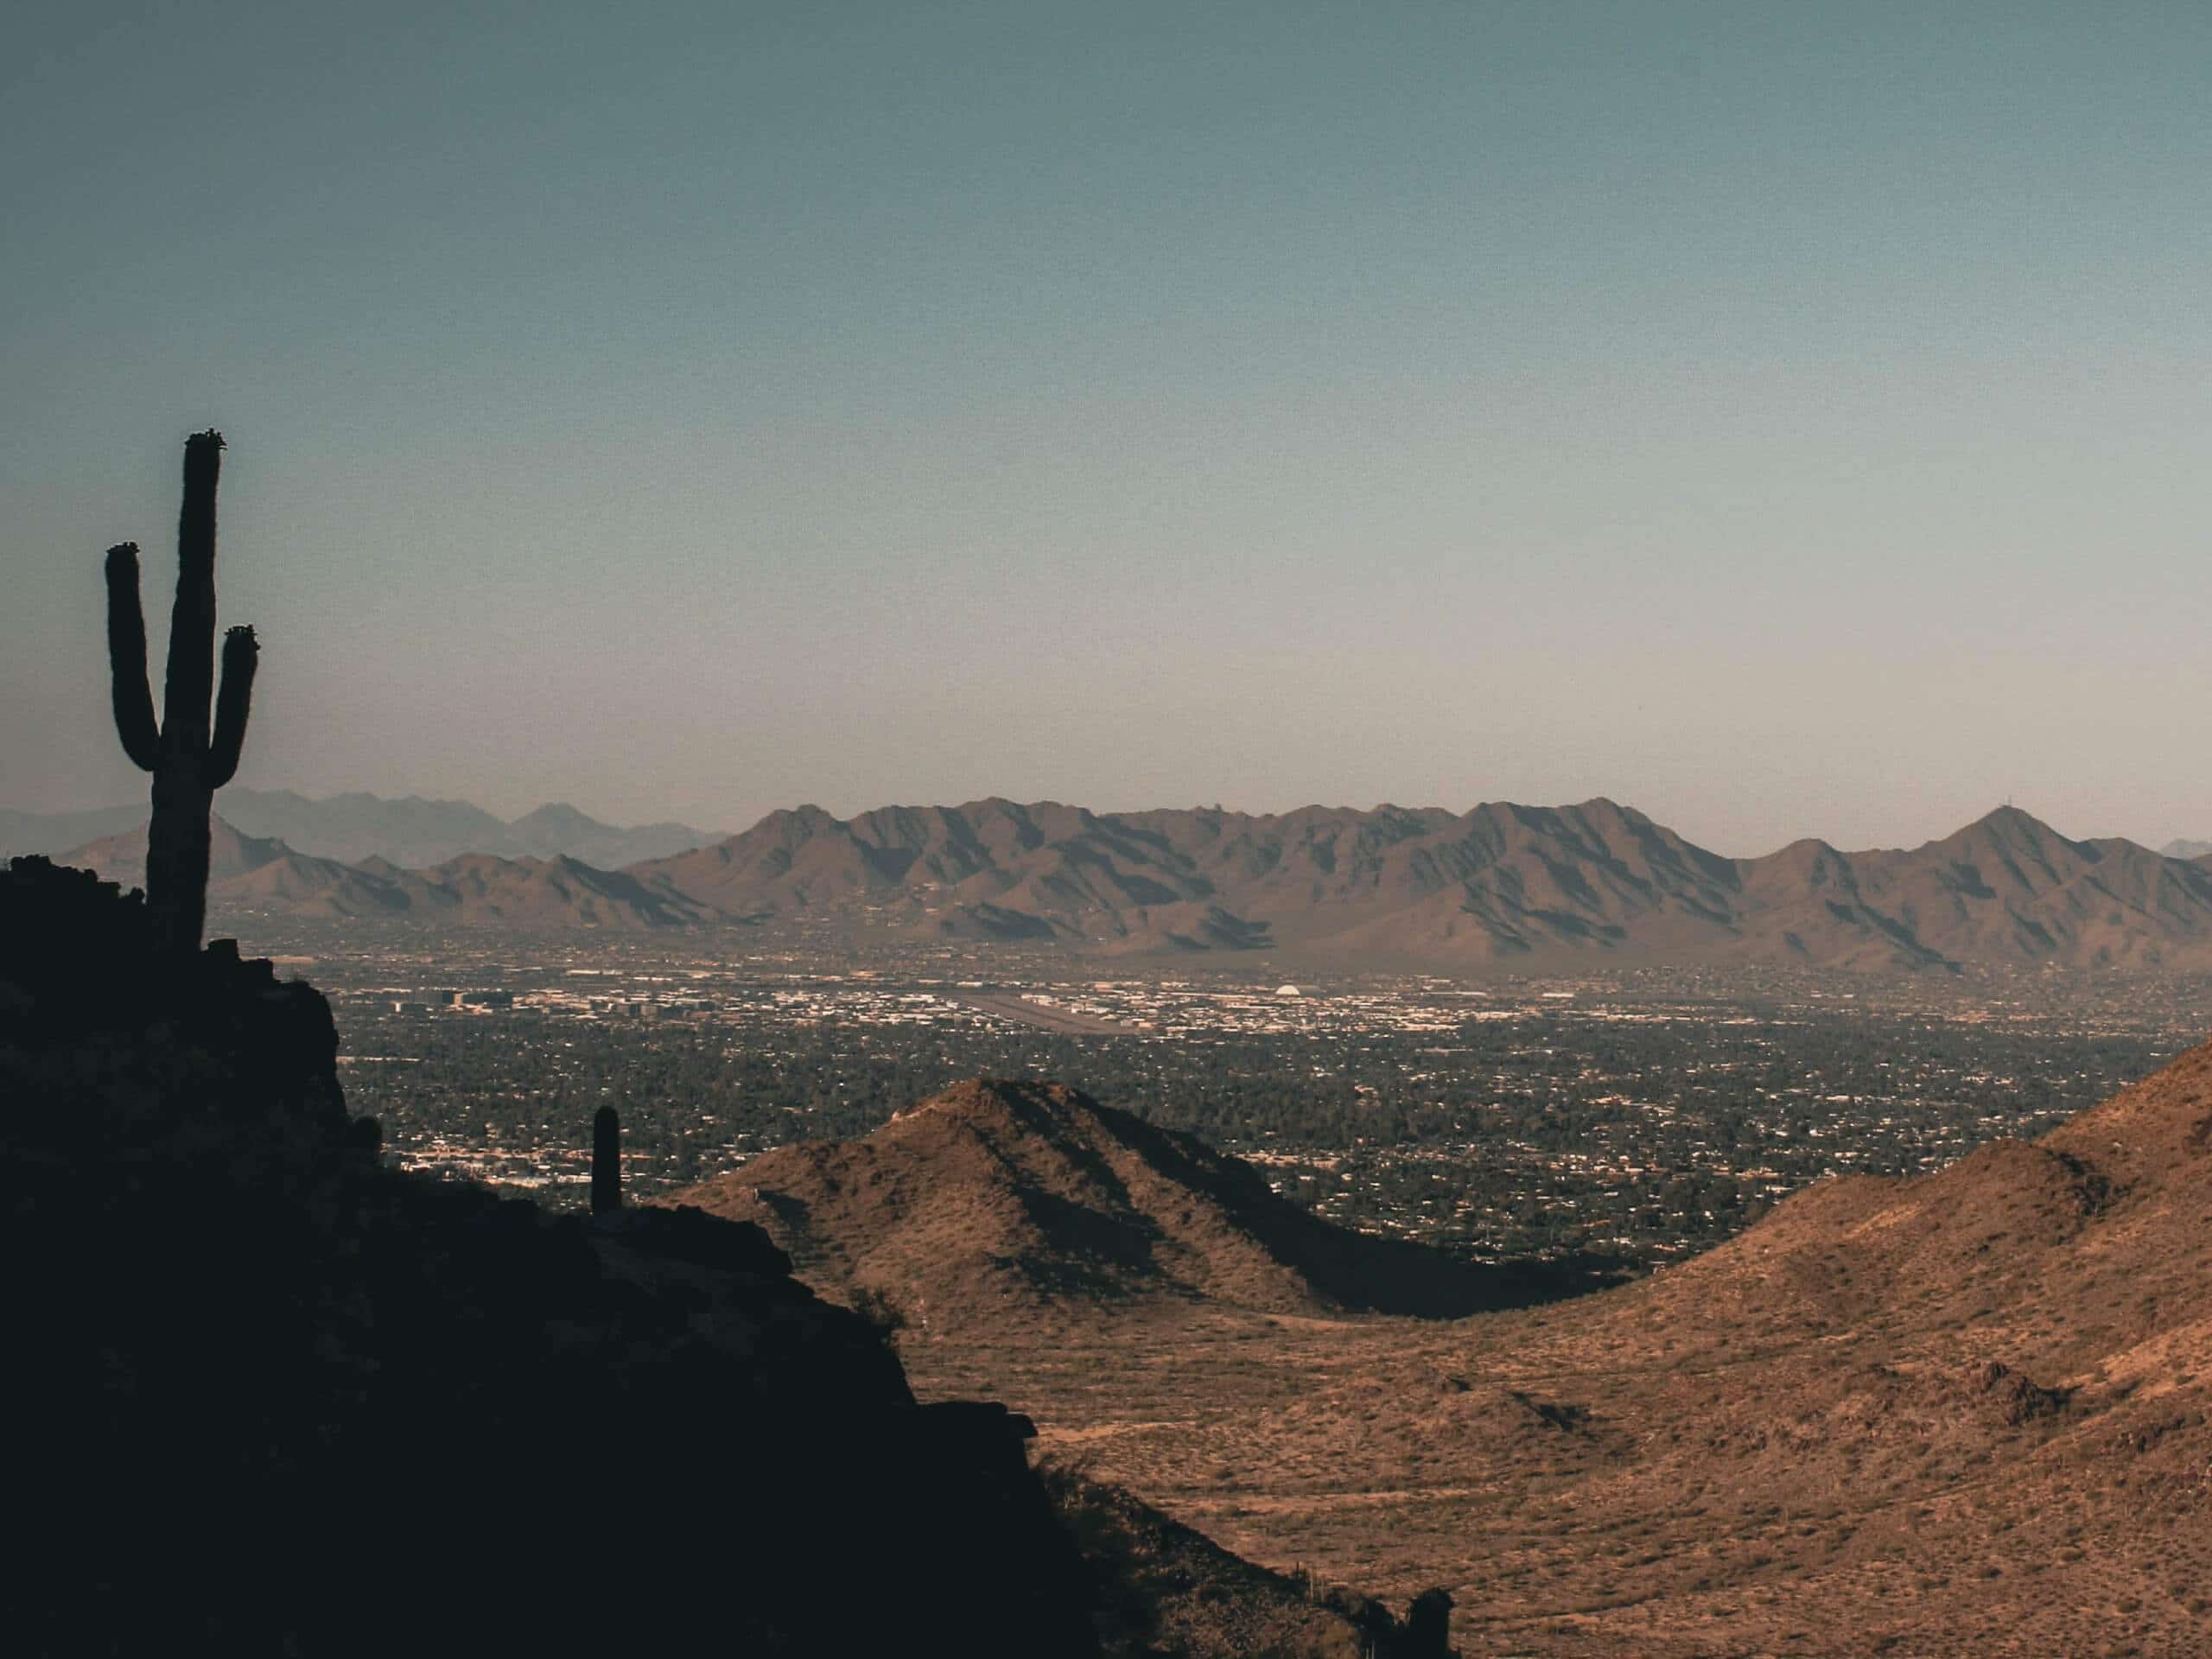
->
[410,848,722,928]
[1735,804,2212,973]
[667,1078,1554,1329]
[910,1039,2212,1656]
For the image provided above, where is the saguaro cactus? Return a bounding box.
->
[592,1106,622,1214]
[105,430,260,957]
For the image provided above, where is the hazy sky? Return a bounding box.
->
[4,2,2208,855]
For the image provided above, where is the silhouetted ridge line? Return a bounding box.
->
[3,855,1101,1654]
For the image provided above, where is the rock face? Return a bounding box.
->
[670,1077,1569,1331]
[3,856,1092,1655]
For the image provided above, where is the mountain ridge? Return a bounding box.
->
[51,796,2212,970]
[4,786,716,868]
[629,797,2212,972]
[66,817,722,930]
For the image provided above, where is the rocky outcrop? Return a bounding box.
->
[671,1077,1573,1332]
[1040,1465,1457,1658]
[3,855,1093,1655]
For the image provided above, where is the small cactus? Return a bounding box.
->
[105,431,259,956]
[592,1106,621,1214]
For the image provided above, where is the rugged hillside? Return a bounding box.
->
[3,856,1097,1655]
[10,787,715,867]
[9,855,1478,1656]
[56,795,2212,969]
[407,849,722,927]
[1741,805,2212,973]
[667,1078,1557,1330]
[1045,1466,1456,1659]
[66,817,719,928]
[917,1039,2212,1656]
[635,798,2212,970]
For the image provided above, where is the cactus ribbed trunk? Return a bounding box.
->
[105,431,259,958]
[146,763,215,963]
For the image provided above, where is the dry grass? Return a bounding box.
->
[899,1046,2212,1656]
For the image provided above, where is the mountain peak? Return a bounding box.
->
[669,1077,1559,1328]
[1969,803,2052,830]
[890,1075,1079,1122]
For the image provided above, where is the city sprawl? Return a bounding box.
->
[234,925,2209,1270]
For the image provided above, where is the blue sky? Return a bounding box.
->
[4,2,2208,851]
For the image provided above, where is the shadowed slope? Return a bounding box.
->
[1042,1465,1452,1659]
[669,1077,1571,1329]
[918,1038,2212,1656]
[3,858,1095,1655]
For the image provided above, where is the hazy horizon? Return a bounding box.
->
[8,3,2209,855]
[8,778,2204,866]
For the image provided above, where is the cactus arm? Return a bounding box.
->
[162,429,225,755]
[104,543,162,772]
[206,625,258,790]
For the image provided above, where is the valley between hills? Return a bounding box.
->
[673,1068,2212,1656]
[32,793,2212,975]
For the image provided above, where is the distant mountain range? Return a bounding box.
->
[65,818,718,930]
[626,797,2212,972]
[2166,837,2212,860]
[2,788,716,868]
[42,795,2212,972]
